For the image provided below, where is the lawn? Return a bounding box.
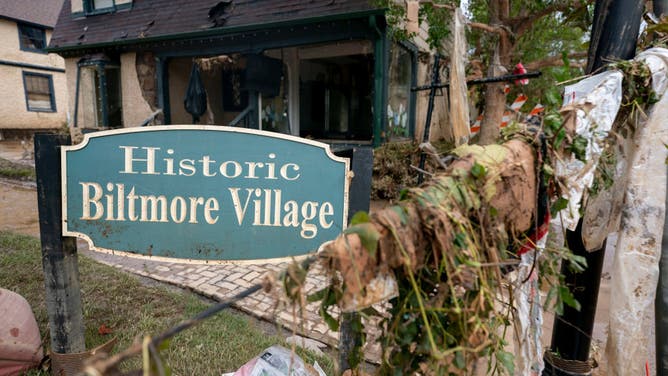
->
[0,231,334,375]
[0,157,35,181]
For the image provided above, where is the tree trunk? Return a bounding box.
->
[477,0,511,145]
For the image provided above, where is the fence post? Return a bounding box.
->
[334,147,373,374]
[34,133,86,354]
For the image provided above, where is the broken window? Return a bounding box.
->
[77,57,123,128]
[387,43,416,141]
[23,72,55,112]
[299,54,373,142]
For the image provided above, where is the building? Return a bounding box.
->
[49,0,456,147]
[0,0,68,138]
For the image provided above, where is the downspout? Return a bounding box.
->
[370,15,386,147]
[73,64,81,128]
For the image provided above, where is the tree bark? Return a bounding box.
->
[477,0,512,145]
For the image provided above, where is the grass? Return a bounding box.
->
[0,231,334,375]
[0,157,35,181]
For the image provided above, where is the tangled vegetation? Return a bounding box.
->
[284,132,586,375]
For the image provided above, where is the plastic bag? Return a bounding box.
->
[226,346,326,376]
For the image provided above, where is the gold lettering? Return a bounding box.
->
[204,198,219,224]
[319,202,334,228]
[140,195,168,222]
[80,182,103,220]
[119,146,160,175]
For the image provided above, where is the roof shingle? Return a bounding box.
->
[50,0,379,51]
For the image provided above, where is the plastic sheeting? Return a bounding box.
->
[605,67,668,376]
[511,236,546,376]
[552,48,668,375]
[556,70,623,232]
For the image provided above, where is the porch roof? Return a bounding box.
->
[48,0,382,53]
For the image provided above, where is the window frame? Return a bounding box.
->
[386,40,418,141]
[76,58,123,128]
[22,71,57,113]
[82,0,132,16]
[17,23,47,53]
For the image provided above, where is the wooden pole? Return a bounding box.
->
[34,133,86,354]
[334,147,373,374]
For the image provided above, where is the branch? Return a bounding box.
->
[468,22,508,36]
[509,0,593,38]
[418,0,456,11]
[523,52,588,70]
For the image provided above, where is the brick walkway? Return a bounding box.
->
[78,240,382,361]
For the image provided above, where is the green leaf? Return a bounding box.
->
[560,286,581,311]
[454,351,466,369]
[463,258,481,268]
[344,223,381,256]
[497,350,515,375]
[550,197,569,216]
[320,306,339,331]
[307,287,329,303]
[390,206,408,225]
[567,254,587,273]
[454,232,468,249]
[350,211,370,226]
[471,162,487,179]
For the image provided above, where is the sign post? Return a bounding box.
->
[35,133,86,354]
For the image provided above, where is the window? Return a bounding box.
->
[387,43,417,140]
[18,24,46,52]
[77,58,123,128]
[23,72,56,112]
[83,0,127,14]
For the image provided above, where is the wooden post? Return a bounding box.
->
[34,133,86,354]
[334,147,373,374]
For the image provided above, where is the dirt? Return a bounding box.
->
[0,181,40,237]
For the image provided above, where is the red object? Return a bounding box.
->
[0,289,43,376]
[513,62,529,85]
[98,324,113,336]
[517,212,550,255]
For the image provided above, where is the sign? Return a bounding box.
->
[62,126,349,262]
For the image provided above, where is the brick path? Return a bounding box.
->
[77,240,383,361]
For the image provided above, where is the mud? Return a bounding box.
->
[0,182,39,237]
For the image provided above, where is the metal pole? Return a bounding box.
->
[544,1,644,374]
[657,164,668,376]
[34,133,86,354]
[417,54,440,185]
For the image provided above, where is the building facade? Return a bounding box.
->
[0,0,68,138]
[50,0,454,147]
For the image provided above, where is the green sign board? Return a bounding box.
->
[62,126,349,262]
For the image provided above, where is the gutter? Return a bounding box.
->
[0,59,65,73]
[46,9,386,54]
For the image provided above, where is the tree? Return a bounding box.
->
[379,0,592,144]
[467,0,592,144]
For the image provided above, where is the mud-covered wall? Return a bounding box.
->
[120,52,153,127]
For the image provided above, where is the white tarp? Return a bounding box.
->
[552,48,668,375]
